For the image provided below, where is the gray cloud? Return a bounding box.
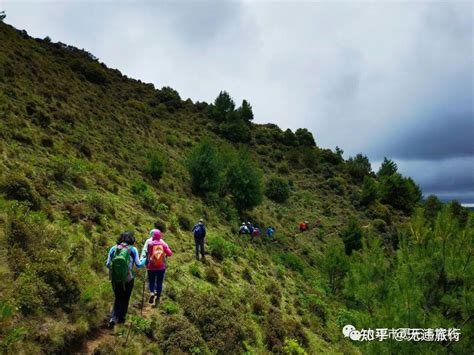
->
[3,0,473,202]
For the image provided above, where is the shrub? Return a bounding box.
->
[265,176,291,203]
[346,153,372,183]
[326,176,345,195]
[70,60,107,84]
[379,173,421,214]
[341,218,363,255]
[181,289,250,353]
[278,253,305,274]
[295,128,316,147]
[283,129,298,146]
[219,114,251,143]
[208,235,237,261]
[158,86,182,111]
[186,138,224,195]
[224,148,263,211]
[277,162,290,174]
[160,315,207,354]
[0,173,41,210]
[161,301,179,315]
[265,309,308,352]
[302,295,328,323]
[377,157,398,177]
[360,176,377,206]
[237,99,254,122]
[424,195,442,221]
[190,263,202,278]
[131,179,148,195]
[448,200,469,227]
[282,338,307,355]
[178,214,192,231]
[144,153,165,183]
[205,266,219,285]
[209,91,235,122]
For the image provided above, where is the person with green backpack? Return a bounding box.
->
[106,231,145,328]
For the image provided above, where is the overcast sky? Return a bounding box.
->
[3,0,473,202]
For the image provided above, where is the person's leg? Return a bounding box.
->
[199,237,205,259]
[195,237,200,260]
[120,279,134,323]
[155,269,166,300]
[110,282,120,326]
[148,270,156,303]
[114,282,126,323]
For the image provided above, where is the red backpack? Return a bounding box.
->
[150,244,165,268]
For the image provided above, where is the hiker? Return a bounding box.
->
[247,222,254,236]
[299,221,309,232]
[239,222,249,235]
[144,229,172,307]
[192,219,206,260]
[266,226,275,239]
[252,226,260,238]
[106,231,144,328]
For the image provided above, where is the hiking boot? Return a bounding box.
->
[153,296,160,308]
[148,293,156,304]
[108,319,116,329]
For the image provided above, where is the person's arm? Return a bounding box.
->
[192,224,196,232]
[132,247,145,268]
[203,226,206,238]
[140,239,149,260]
[163,241,173,257]
[106,246,115,268]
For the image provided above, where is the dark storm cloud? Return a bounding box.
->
[3,0,473,201]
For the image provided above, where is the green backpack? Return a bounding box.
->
[110,245,131,284]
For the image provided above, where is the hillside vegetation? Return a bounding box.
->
[0,21,472,354]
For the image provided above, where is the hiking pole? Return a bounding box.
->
[140,267,146,316]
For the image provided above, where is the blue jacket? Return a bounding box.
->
[192,223,206,238]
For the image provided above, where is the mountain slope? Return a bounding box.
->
[0,21,472,354]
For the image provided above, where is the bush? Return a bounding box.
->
[131,179,148,195]
[160,315,207,354]
[377,157,398,177]
[224,149,263,211]
[302,295,328,323]
[177,214,192,231]
[295,128,316,147]
[283,338,308,355]
[360,176,377,206]
[190,263,202,278]
[70,60,107,84]
[379,173,421,214]
[161,301,179,315]
[144,153,165,183]
[326,176,345,195]
[219,113,250,143]
[209,91,235,122]
[181,289,251,353]
[205,266,220,285]
[341,218,363,255]
[265,176,291,203]
[0,173,41,210]
[346,154,372,183]
[158,86,182,111]
[278,253,305,274]
[265,309,308,352]
[208,235,237,261]
[186,138,224,195]
[424,195,442,222]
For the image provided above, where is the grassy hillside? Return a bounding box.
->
[0,21,472,354]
